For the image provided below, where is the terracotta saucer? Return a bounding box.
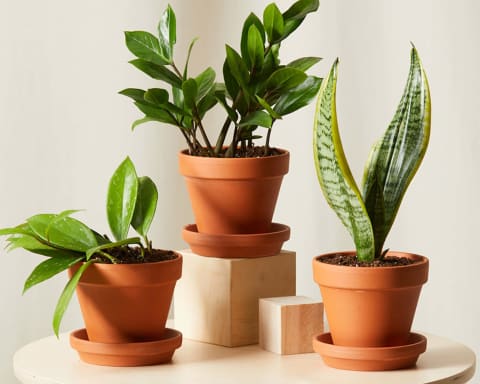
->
[182,223,290,258]
[312,332,427,371]
[70,328,182,367]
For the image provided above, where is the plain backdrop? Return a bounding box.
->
[1,0,479,382]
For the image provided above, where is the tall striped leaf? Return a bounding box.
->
[313,60,375,261]
[362,47,431,258]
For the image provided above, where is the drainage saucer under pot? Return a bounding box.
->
[312,332,427,371]
[182,223,290,258]
[70,328,182,367]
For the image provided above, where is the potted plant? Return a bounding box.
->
[120,1,322,256]
[311,46,431,371]
[0,157,183,367]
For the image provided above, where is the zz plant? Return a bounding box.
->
[313,46,431,262]
[121,0,322,157]
[0,157,162,336]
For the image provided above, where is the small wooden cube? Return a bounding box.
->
[174,249,296,347]
[259,296,324,355]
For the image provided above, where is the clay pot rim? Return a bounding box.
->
[179,147,289,161]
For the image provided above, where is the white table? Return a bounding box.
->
[14,332,476,384]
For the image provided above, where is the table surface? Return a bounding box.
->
[14,331,476,384]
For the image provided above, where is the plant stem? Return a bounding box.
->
[193,106,214,156]
[171,62,182,78]
[264,118,275,156]
[214,92,243,155]
[99,251,118,264]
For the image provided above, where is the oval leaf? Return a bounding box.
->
[125,31,168,65]
[195,67,216,102]
[241,12,265,69]
[274,75,322,116]
[225,45,250,98]
[239,110,273,128]
[107,157,139,241]
[266,67,307,94]
[144,88,169,105]
[247,25,264,71]
[157,5,176,63]
[129,59,181,88]
[287,56,322,71]
[313,60,375,261]
[263,3,284,43]
[182,78,198,110]
[131,176,158,237]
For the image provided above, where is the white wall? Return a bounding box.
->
[0,0,478,382]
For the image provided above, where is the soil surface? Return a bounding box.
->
[191,145,282,158]
[319,254,419,267]
[96,247,177,264]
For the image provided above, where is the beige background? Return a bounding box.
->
[1,0,478,382]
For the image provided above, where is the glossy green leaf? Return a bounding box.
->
[283,0,320,20]
[131,117,156,131]
[256,95,282,119]
[313,60,374,261]
[107,157,139,241]
[282,18,303,41]
[239,110,273,128]
[157,5,176,63]
[0,223,32,237]
[197,91,218,119]
[266,67,307,93]
[53,259,96,337]
[247,25,264,71]
[182,78,198,110]
[195,67,216,102]
[129,59,182,88]
[225,45,250,98]
[287,56,321,71]
[131,176,158,237]
[27,214,98,252]
[223,58,240,100]
[144,88,169,105]
[119,88,146,103]
[215,87,238,121]
[274,75,322,115]
[6,233,82,258]
[24,255,84,294]
[241,13,265,69]
[124,31,168,65]
[362,47,431,258]
[263,3,284,43]
[183,37,198,80]
[133,102,178,125]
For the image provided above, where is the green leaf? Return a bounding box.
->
[247,25,264,71]
[362,46,431,258]
[131,176,158,237]
[107,157,139,241]
[133,102,178,125]
[287,56,322,71]
[27,214,97,252]
[0,224,32,236]
[313,59,374,261]
[239,110,273,128]
[157,5,176,63]
[225,45,250,98]
[144,88,169,105]
[23,255,84,294]
[182,78,198,110]
[256,95,282,119]
[183,37,198,80]
[263,3,284,43]
[195,67,216,102]
[274,75,322,115]
[129,59,181,88]
[124,31,168,65]
[131,117,155,131]
[53,259,96,337]
[215,86,238,121]
[6,233,81,258]
[119,88,146,103]
[197,91,218,119]
[283,0,320,20]
[266,67,307,93]
[223,58,240,100]
[241,13,265,70]
[85,237,140,261]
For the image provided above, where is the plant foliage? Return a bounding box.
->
[313,46,431,261]
[120,1,322,157]
[0,158,159,336]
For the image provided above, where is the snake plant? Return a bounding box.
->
[313,46,431,262]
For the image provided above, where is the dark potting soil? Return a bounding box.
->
[190,146,282,158]
[96,247,177,264]
[319,254,419,267]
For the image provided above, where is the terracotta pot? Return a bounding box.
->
[312,251,428,348]
[178,149,289,234]
[69,253,182,344]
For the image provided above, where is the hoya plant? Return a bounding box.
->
[120,0,322,157]
[0,157,162,335]
[313,46,431,262]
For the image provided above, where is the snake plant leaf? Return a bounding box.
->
[124,31,169,66]
[131,176,158,237]
[313,59,375,261]
[53,259,96,337]
[129,59,182,88]
[157,4,176,63]
[362,47,431,258]
[23,255,84,294]
[107,157,139,241]
[27,214,98,252]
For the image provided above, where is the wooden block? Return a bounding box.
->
[259,296,324,355]
[174,250,296,347]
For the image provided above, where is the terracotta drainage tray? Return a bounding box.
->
[182,222,290,258]
[70,328,182,367]
[312,332,427,371]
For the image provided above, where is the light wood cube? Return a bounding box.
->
[174,249,296,347]
[259,296,324,355]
